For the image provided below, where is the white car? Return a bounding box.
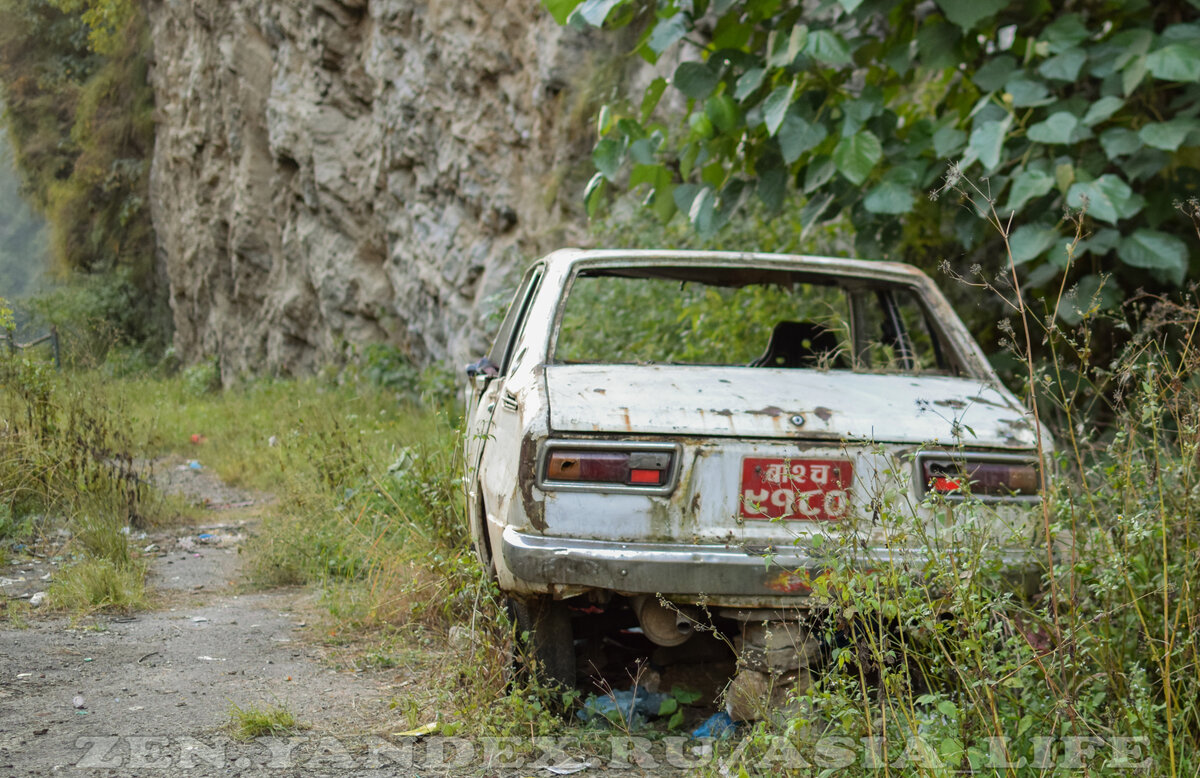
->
[465,249,1048,690]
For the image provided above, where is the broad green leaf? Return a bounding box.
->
[758,167,786,211]
[628,135,660,165]
[1038,48,1087,81]
[968,116,1011,171]
[584,172,606,217]
[1042,14,1090,53]
[689,186,718,236]
[543,0,583,25]
[593,138,623,180]
[1004,76,1053,107]
[804,156,836,192]
[833,131,882,185]
[649,179,676,222]
[1138,118,1200,151]
[917,20,960,69]
[806,29,853,65]
[763,82,795,136]
[1004,169,1055,214]
[1117,229,1190,285]
[786,24,809,65]
[671,686,703,705]
[1027,112,1079,145]
[1162,23,1200,43]
[1100,127,1142,158]
[674,61,719,99]
[1146,44,1200,82]
[863,181,914,214]
[933,126,966,158]
[596,105,613,135]
[658,697,679,716]
[574,0,626,26]
[779,114,827,163]
[973,55,1017,92]
[673,182,701,213]
[628,163,660,188]
[1082,96,1123,127]
[1123,55,1148,95]
[648,14,689,54]
[735,68,765,101]
[1009,225,1059,264]
[1055,162,1075,194]
[640,78,668,121]
[801,191,837,228]
[712,15,753,50]
[1067,174,1142,224]
[934,0,1006,31]
[706,95,740,133]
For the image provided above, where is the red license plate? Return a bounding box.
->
[740,458,852,520]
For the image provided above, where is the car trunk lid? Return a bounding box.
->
[544,364,1035,449]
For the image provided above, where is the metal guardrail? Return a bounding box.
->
[5,326,60,369]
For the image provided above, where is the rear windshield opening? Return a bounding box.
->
[553,266,959,375]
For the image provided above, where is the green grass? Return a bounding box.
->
[227,702,300,741]
[47,557,146,613]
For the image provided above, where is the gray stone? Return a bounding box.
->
[146,0,607,379]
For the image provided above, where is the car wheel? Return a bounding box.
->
[507,595,576,691]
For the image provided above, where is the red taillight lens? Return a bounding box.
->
[545,449,671,487]
[923,459,1040,497]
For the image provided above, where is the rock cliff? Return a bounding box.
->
[146,0,604,376]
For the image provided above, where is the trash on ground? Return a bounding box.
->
[72,695,85,709]
[28,591,46,607]
[191,616,209,623]
[546,759,595,775]
[196,656,226,661]
[393,722,438,737]
[576,687,670,729]
[188,460,203,470]
[691,711,738,739]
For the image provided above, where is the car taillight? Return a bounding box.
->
[922,459,1040,498]
[545,449,672,487]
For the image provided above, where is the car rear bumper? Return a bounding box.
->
[500,527,1041,606]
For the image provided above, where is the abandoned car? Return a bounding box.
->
[464,249,1049,697]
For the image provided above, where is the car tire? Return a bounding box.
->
[507,595,576,691]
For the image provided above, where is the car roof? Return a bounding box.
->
[536,248,935,285]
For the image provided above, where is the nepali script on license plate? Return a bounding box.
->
[740,458,852,521]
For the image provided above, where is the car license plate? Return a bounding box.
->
[740,458,852,520]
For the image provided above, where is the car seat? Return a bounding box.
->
[751,321,842,368]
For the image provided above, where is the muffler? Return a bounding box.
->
[631,596,695,647]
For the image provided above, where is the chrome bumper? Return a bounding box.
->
[501,526,1041,602]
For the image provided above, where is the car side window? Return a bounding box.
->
[853,287,952,374]
[487,266,543,375]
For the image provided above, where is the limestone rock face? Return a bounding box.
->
[146,0,599,376]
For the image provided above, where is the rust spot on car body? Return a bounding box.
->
[518,434,546,532]
[747,406,785,417]
[594,388,607,394]
[813,406,833,422]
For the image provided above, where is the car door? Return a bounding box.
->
[465,265,544,552]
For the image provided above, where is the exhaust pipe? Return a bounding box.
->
[632,596,695,647]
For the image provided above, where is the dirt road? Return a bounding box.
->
[0,470,411,776]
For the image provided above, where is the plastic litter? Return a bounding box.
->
[576,688,669,729]
[546,759,595,775]
[28,591,46,607]
[191,616,209,623]
[187,460,203,471]
[691,711,738,739]
[72,695,85,709]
